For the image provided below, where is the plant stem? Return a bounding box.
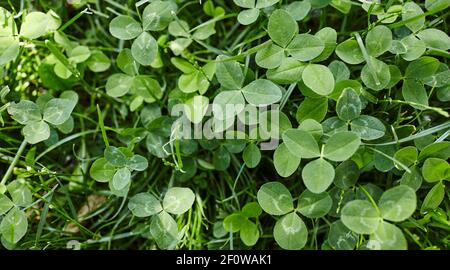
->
[0,139,27,189]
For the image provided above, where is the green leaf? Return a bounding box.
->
[241,202,262,218]
[256,0,279,8]
[241,79,282,106]
[7,100,41,125]
[393,146,418,170]
[297,190,332,218]
[350,115,386,141]
[336,39,364,65]
[405,57,440,80]
[302,158,335,194]
[128,193,163,217]
[257,182,294,215]
[109,15,142,40]
[273,143,301,177]
[117,49,139,76]
[302,64,335,95]
[422,158,450,182]
[329,60,350,82]
[418,142,450,161]
[131,32,158,66]
[328,220,357,250]
[417,28,450,51]
[23,121,50,144]
[296,97,328,123]
[223,213,245,232]
[112,167,131,191]
[323,131,361,162]
[237,8,260,25]
[365,25,392,57]
[243,143,261,168]
[402,2,425,33]
[334,160,360,189]
[273,212,307,250]
[43,98,76,125]
[90,158,116,183]
[212,90,245,120]
[336,88,361,121]
[400,166,423,191]
[378,185,416,222]
[299,119,323,140]
[184,95,209,124]
[0,207,28,244]
[284,1,311,21]
[233,0,255,8]
[255,42,284,69]
[361,57,391,91]
[287,34,324,61]
[369,222,407,250]
[402,79,429,109]
[240,220,259,246]
[86,50,111,72]
[142,0,178,31]
[150,211,179,250]
[106,73,134,97]
[215,56,244,89]
[131,75,163,103]
[341,200,381,234]
[163,187,195,215]
[104,146,128,167]
[313,27,337,62]
[20,12,49,39]
[268,9,298,48]
[7,180,32,207]
[400,35,426,61]
[0,194,13,215]
[282,129,321,159]
[266,58,305,84]
[421,182,445,213]
[127,155,148,171]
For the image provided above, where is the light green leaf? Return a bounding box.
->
[334,160,360,189]
[242,202,262,218]
[297,190,332,218]
[405,56,440,80]
[335,39,364,65]
[142,0,178,31]
[0,194,13,215]
[273,143,301,177]
[131,32,158,66]
[257,182,294,215]
[422,158,449,182]
[296,97,328,123]
[336,88,361,121]
[268,9,298,48]
[393,146,418,170]
[20,12,49,39]
[127,155,148,171]
[365,25,392,57]
[68,46,91,63]
[104,146,128,167]
[234,0,255,8]
[282,129,321,159]
[240,220,259,246]
[237,8,260,25]
[212,90,245,120]
[256,0,279,8]
[0,207,28,244]
[421,182,445,213]
[255,42,284,69]
[378,185,416,222]
[23,121,50,144]
[302,64,335,96]
[266,58,305,84]
[402,2,424,33]
[106,73,134,97]
[215,56,244,90]
[417,28,450,50]
[131,75,163,103]
[402,79,429,109]
[223,213,245,232]
[128,193,162,217]
[117,49,139,76]
[273,212,307,250]
[369,222,407,250]
[287,34,325,61]
[341,200,381,234]
[242,79,282,106]
[184,95,209,124]
[7,100,41,125]
[112,167,131,190]
[43,98,76,125]
[302,158,335,194]
[323,131,361,162]
[109,15,142,40]
[150,211,179,250]
[243,143,261,168]
[328,220,357,250]
[361,57,391,91]
[90,158,116,183]
[163,187,195,215]
[6,180,32,207]
[285,1,311,21]
[86,50,111,72]
[350,115,386,141]
[400,35,426,61]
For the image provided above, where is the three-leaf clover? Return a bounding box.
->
[222,202,262,246]
[234,0,280,25]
